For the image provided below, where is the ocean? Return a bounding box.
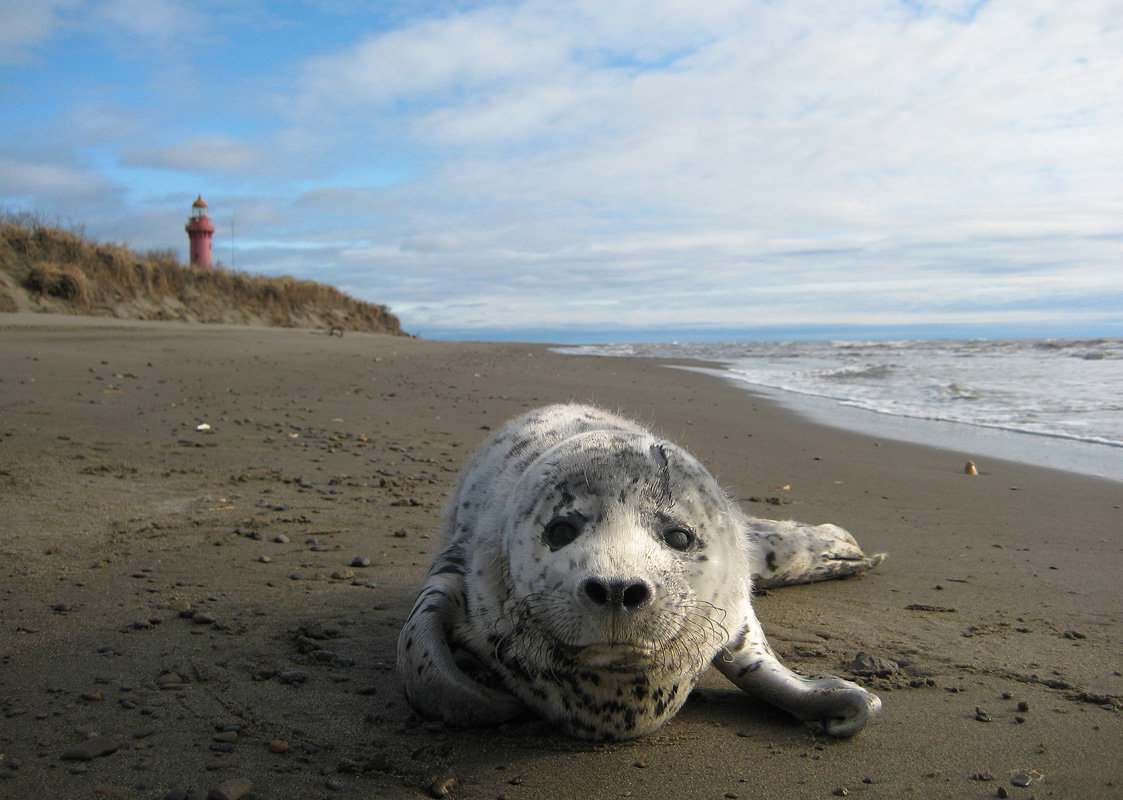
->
[554,338,1123,483]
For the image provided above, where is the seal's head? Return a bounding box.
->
[480,430,752,738]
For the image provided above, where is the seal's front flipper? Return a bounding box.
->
[715,612,881,737]
[396,550,525,727]
[745,518,885,589]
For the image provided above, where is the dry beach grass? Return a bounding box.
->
[0,315,1120,799]
[0,214,403,334]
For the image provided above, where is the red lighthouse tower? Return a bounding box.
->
[185,195,215,271]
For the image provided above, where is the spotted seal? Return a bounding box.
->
[397,404,884,741]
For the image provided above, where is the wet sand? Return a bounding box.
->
[1,315,1120,799]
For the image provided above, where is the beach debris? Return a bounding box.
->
[965,460,979,475]
[195,423,212,432]
[904,603,957,613]
[847,651,900,677]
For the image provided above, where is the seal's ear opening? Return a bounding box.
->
[396,578,526,727]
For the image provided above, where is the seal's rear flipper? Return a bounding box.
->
[397,553,526,727]
[745,519,886,589]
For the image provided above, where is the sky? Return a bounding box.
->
[1,0,1121,342]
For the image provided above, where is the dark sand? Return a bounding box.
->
[1,315,1120,800]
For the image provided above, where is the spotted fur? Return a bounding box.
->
[397,404,883,740]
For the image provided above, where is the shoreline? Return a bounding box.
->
[693,367,1123,484]
[1,315,1120,799]
[550,343,1123,485]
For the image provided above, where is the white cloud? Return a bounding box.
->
[0,157,112,201]
[92,0,201,54]
[126,136,264,174]
[0,0,78,64]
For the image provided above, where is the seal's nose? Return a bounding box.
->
[582,577,651,609]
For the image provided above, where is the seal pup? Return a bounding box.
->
[398,404,884,741]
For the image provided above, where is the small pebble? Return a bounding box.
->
[272,534,289,544]
[1016,700,1029,712]
[213,731,238,743]
[164,790,190,800]
[61,736,118,761]
[209,777,253,800]
[82,690,104,702]
[256,556,272,563]
[1011,773,1033,787]
[428,775,457,798]
[210,742,235,753]
[975,707,991,722]
[157,674,186,689]
[326,778,344,791]
[996,787,1010,798]
[330,568,355,581]
[267,739,290,753]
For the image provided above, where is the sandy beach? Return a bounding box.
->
[1,315,1119,800]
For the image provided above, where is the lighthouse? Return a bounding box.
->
[185,195,215,270]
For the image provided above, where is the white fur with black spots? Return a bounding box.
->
[397,404,884,741]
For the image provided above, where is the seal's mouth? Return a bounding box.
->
[563,642,657,669]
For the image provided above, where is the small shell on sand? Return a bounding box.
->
[964,460,979,475]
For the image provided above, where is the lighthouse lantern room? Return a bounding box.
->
[185,195,216,270]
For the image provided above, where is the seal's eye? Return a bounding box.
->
[543,520,581,550]
[662,527,695,551]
